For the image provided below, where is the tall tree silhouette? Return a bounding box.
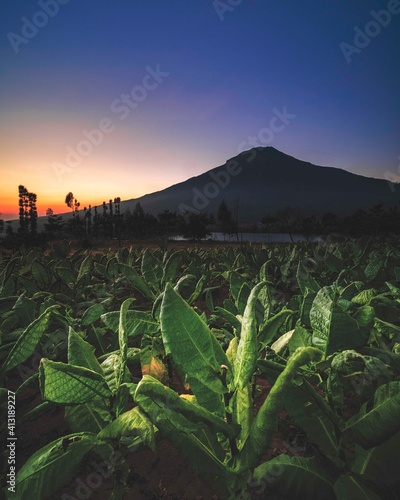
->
[18,185,37,235]
[65,192,80,236]
[217,200,235,236]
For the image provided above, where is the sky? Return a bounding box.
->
[1,0,399,219]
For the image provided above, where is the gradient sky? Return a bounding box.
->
[1,0,399,219]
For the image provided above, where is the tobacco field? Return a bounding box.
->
[1,238,400,499]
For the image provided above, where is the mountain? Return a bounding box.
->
[118,147,398,225]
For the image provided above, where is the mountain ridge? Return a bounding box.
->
[116,147,397,224]
[6,147,397,227]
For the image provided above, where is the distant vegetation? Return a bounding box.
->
[1,186,400,250]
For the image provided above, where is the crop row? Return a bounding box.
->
[1,238,400,499]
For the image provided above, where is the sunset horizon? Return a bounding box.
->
[1,1,399,222]
[1,144,398,221]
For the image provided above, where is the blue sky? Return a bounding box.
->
[0,0,399,216]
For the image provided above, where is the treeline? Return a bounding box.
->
[1,186,400,249]
[260,203,400,240]
[0,188,220,247]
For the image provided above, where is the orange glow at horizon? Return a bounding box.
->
[0,109,215,220]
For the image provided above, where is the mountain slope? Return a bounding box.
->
[118,147,398,224]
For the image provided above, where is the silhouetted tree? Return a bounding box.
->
[28,192,38,233]
[261,215,277,234]
[86,205,92,238]
[321,212,341,233]
[6,221,13,237]
[114,197,121,245]
[18,185,37,236]
[18,185,30,233]
[44,208,64,239]
[65,192,80,236]
[157,209,178,237]
[369,203,385,235]
[65,192,74,210]
[217,200,236,236]
[342,209,368,236]
[301,215,320,240]
[276,206,303,242]
[108,199,114,238]
[92,205,99,237]
[178,211,214,241]
[102,201,108,237]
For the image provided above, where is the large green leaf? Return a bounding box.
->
[352,431,400,488]
[65,402,112,433]
[106,256,119,280]
[141,249,162,290]
[352,288,376,305]
[135,375,237,438]
[188,274,207,305]
[236,282,251,316]
[238,347,322,471]
[373,318,400,341]
[101,353,121,393]
[120,263,155,300]
[77,254,93,281]
[283,379,342,467]
[344,381,400,448]
[135,376,235,498]
[232,384,254,447]
[229,271,247,302]
[55,266,76,288]
[297,260,320,295]
[31,258,50,289]
[81,303,105,326]
[39,359,111,404]
[300,288,317,328]
[101,310,158,337]
[13,293,36,327]
[288,324,312,354]
[15,432,98,500]
[214,306,242,332]
[310,285,373,356]
[234,282,267,389]
[3,305,59,372]
[353,305,375,340]
[162,250,182,285]
[253,455,335,499]
[68,328,104,375]
[270,329,294,355]
[98,406,156,451]
[116,298,135,390]
[333,474,381,500]
[160,284,228,411]
[364,250,386,282]
[258,309,294,346]
[187,377,226,416]
[330,350,390,400]
[1,256,19,285]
